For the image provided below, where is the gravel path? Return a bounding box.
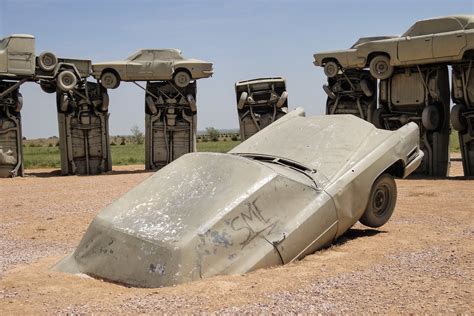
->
[0,161,472,313]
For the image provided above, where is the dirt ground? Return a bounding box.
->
[0,157,473,313]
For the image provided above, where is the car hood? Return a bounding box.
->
[231,109,396,184]
[53,152,318,287]
[351,36,399,48]
[313,49,357,64]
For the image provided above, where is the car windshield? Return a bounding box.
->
[126,51,142,61]
[0,38,10,50]
[234,153,318,187]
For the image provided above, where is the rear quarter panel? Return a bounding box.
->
[324,123,419,237]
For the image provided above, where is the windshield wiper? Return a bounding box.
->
[234,153,318,188]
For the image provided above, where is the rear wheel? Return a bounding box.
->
[57,70,77,92]
[173,70,191,88]
[57,93,69,113]
[372,107,387,129]
[276,91,288,108]
[38,52,58,71]
[369,55,393,80]
[101,71,120,89]
[237,92,248,109]
[15,93,23,112]
[422,105,441,131]
[451,104,467,132]
[324,61,339,78]
[323,84,336,99]
[360,173,397,228]
[39,80,56,94]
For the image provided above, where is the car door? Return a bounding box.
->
[6,37,35,75]
[126,51,154,80]
[271,189,339,264]
[397,34,433,62]
[433,30,466,59]
[152,51,174,80]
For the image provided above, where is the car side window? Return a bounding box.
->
[132,52,153,62]
[404,19,463,37]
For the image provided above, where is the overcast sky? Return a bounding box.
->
[0,0,472,138]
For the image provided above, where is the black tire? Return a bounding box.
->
[57,70,77,92]
[372,107,387,129]
[451,104,467,132]
[360,173,397,228]
[422,105,441,131]
[369,55,394,80]
[38,52,58,71]
[173,70,191,88]
[324,61,339,78]
[40,80,57,94]
[323,84,336,100]
[101,71,120,89]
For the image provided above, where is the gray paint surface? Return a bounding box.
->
[54,109,422,287]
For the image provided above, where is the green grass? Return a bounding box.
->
[23,134,461,170]
[450,131,460,152]
[198,140,240,153]
[23,146,61,168]
[23,140,240,169]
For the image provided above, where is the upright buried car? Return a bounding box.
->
[314,15,474,79]
[54,108,423,288]
[92,49,213,89]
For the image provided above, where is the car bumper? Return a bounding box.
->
[403,149,424,178]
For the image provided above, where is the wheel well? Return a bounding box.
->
[462,49,474,60]
[367,52,391,67]
[383,159,405,178]
[322,58,339,66]
[173,67,192,78]
[101,68,121,81]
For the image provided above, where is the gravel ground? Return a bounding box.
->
[0,160,473,313]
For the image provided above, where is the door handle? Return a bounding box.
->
[456,34,463,38]
[425,38,431,42]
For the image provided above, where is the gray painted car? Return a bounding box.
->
[92,49,213,89]
[314,15,474,79]
[54,108,423,287]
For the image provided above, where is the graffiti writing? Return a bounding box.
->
[230,200,278,248]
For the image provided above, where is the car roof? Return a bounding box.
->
[5,34,35,39]
[231,112,394,182]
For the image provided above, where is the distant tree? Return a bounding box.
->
[130,125,144,144]
[206,127,220,142]
[231,134,239,141]
[120,137,126,145]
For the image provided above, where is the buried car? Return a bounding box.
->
[92,49,213,89]
[314,15,474,79]
[54,108,423,288]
